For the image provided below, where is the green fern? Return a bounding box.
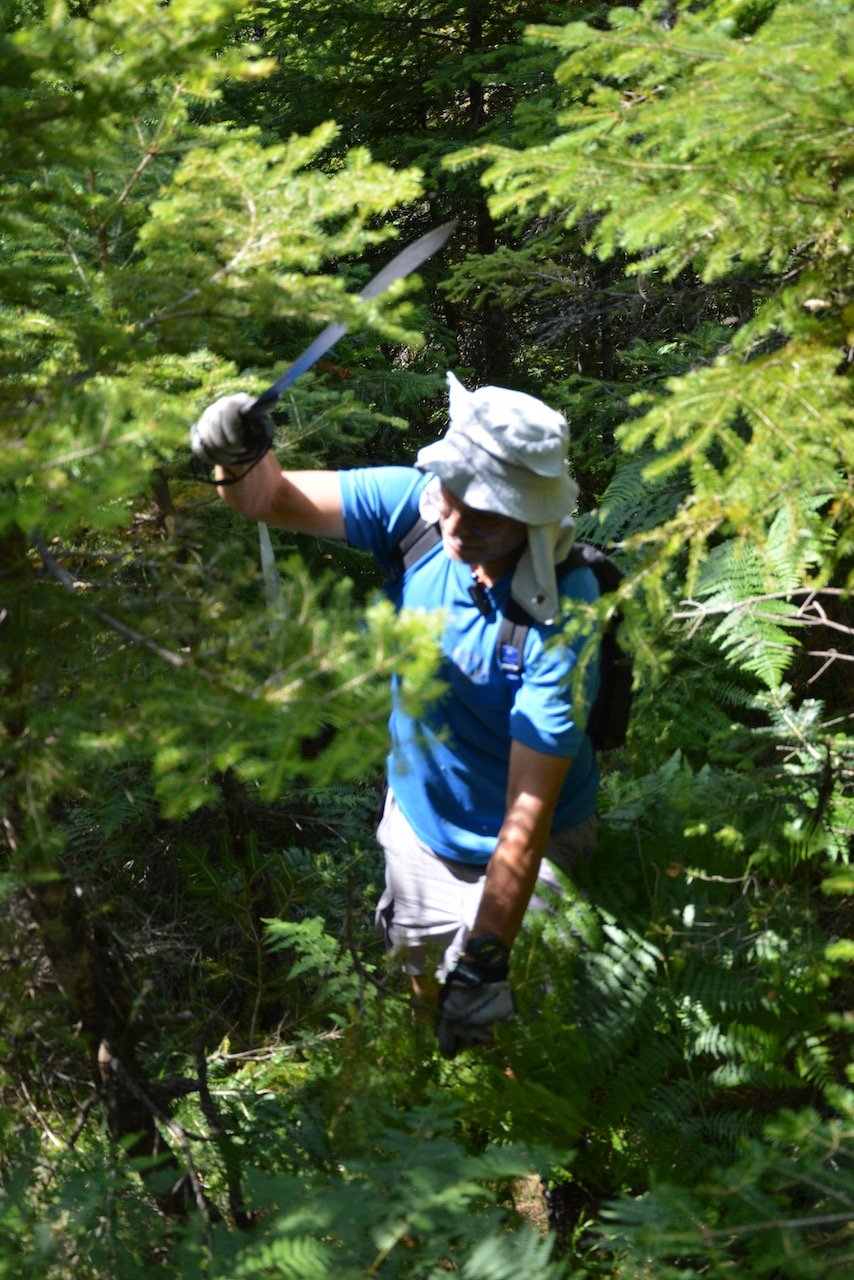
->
[576,452,690,548]
[490,748,845,1196]
[598,1092,854,1279]
[461,1227,565,1280]
[198,1099,565,1280]
[684,500,835,689]
[224,1234,334,1280]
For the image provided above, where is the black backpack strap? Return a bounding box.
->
[496,596,532,676]
[388,515,441,585]
[399,515,441,568]
[496,546,591,677]
[555,542,622,593]
[554,543,633,752]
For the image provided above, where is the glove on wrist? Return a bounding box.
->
[190,393,274,468]
[462,933,510,980]
[435,935,515,1059]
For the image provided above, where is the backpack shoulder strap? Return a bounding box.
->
[398,515,441,569]
[496,544,597,677]
[496,595,532,676]
[388,515,441,584]
[557,543,633,751]
[555,541,623,594]
[495,541,633,751]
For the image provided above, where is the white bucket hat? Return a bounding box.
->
[416,372,580,623]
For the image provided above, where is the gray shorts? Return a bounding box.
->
[374,790,598,979]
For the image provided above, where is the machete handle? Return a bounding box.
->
[230,401,275,464]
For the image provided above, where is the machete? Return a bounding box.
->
[236,218,456,627]
[244,218,457,419]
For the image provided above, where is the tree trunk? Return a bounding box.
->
[1,523,193,1215]
[464,2,513,385]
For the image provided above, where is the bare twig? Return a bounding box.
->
[95,89,184,235]
[30,1090,101,1199]
[668,864,759,895]
[19,1079,63,1148]
[31,534,256,698]
[808,650,854,682]
[34,532,189,670]
[209,1029,345,1066]
[674,588,854,663]
[66,1090,101,1150]
[30,432,142,473]
[98,1042,213,1238]
[194,1037,253,1230]
[137,196,275,335]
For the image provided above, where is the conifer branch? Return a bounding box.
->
[697,1209,854,1242]
[674,589,853,641]
[136,197,278,334]
[95,88,184,235]
[34,532,190,670]
[32,533,268,702]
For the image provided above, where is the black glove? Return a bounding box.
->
[435,934,515,1059]
[190,393,274,468]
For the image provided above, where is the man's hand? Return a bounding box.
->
[190,393,274,467]
[435,935,515,1058]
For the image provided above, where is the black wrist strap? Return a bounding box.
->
[460,933,511,981]
[190,445,270,487]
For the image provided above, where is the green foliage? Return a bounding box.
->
[419,738,850,1221]
[2,1,852,1278]
[479,0,850,283]
[265,913,374,1027]
[224,1,595,389]
[0,0,441,860]
[0,1,424,534]
[0,914,569,1280]
[597,1092,854,1279]
[457,0,852,679]
[222,2,574,180]
[201,1107,562,1280]
[687,499,833,688]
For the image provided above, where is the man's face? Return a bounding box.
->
[437,485,527,567]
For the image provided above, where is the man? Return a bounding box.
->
[191,372,600,1056]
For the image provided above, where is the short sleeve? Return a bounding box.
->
[340,466,431,572]
[509,567,601,758]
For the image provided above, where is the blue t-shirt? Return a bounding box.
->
[340,466,600,865]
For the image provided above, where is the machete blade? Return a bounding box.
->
[246,219,457,416]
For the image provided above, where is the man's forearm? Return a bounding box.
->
[471,819,547,948]
[216,452,284,523]
[469,744,571,950]
[216,458,346,538]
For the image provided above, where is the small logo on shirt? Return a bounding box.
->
[499,642,523,675]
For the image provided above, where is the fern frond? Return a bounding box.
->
[576,452,689,547]
[232,1233,334,1280]
[598,1094,854,1279]
[794,1032,840,1093]
[673,956,767,1018]
[677,500,839,688]
[461,1225,564,1280]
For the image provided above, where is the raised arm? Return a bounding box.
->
[191,392,346,538]
[216,453,345,539]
